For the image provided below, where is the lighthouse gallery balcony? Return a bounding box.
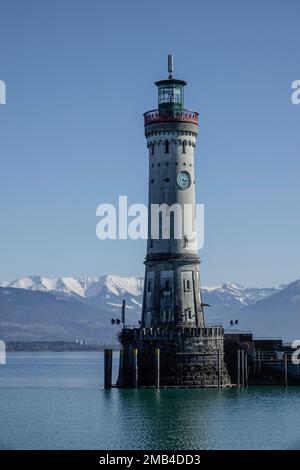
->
[144,109,199,126]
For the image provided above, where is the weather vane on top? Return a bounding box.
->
[168,53,173,79]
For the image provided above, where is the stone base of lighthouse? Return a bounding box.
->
[117,326,231,388]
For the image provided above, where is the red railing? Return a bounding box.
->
[144,109,198,125]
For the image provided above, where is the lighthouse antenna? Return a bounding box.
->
[168,54,173,78]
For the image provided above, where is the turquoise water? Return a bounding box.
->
[1,352,300,450]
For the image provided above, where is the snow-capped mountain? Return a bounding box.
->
[3,274,143,299]
[201,282,281,306]
[0,275,144,343]
[200,282,281,324]
[0,286,117,343]
[1,275,279,316]
[202,282,249,305]
[0,275,281,323]
[2,275,278,304]
[0,274,296,342]
[237,280,300,340]
[2,275,144,314]
[82,275,144,314]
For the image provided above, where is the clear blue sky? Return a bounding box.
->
[0,0,299,287]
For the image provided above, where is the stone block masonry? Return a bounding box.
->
[118,327,231,388]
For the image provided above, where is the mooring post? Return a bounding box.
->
[237,349,240,387]
[258,348,261,376]
[155,348,160,388]
[284,352,288,388]
[241,350,245,389]
[217,349,221,389]
[245,353,248,388]
[133,348,138,388]
[118,347,124,387]
[104,349,113,389]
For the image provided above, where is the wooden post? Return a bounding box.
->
[118,347,124,387]
[155,348,160,388]
[133,348,138,388]
[237,349,240,388]
[217,349,221,389]
[241,350,245,389]
[285,352,288,388]
[104,349,113,389]
[245,353,248,388]
[258,348,261,376]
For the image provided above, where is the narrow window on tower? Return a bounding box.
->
[184,279,191,292]
[165,280,170,291]
[165,140,169,154]
[147,280,151,292]
[151,143,155,155]
[182,140,187,154]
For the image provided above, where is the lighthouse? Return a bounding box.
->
[142,54,203,330]
[118,56,231,388]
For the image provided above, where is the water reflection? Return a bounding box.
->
[117,389,216,449]
[102,387,300,449]
[1,353,300,449]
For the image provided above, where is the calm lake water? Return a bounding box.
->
[0,352,300,450]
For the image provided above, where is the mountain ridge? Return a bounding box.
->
[0,274,283,302]
[0,274,299,341]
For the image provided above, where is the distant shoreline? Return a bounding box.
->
[6,341,119,352]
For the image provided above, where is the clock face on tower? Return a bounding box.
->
[176,171,191,190]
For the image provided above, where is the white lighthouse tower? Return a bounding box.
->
[118,57,231,388]
[142,55,204,329]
